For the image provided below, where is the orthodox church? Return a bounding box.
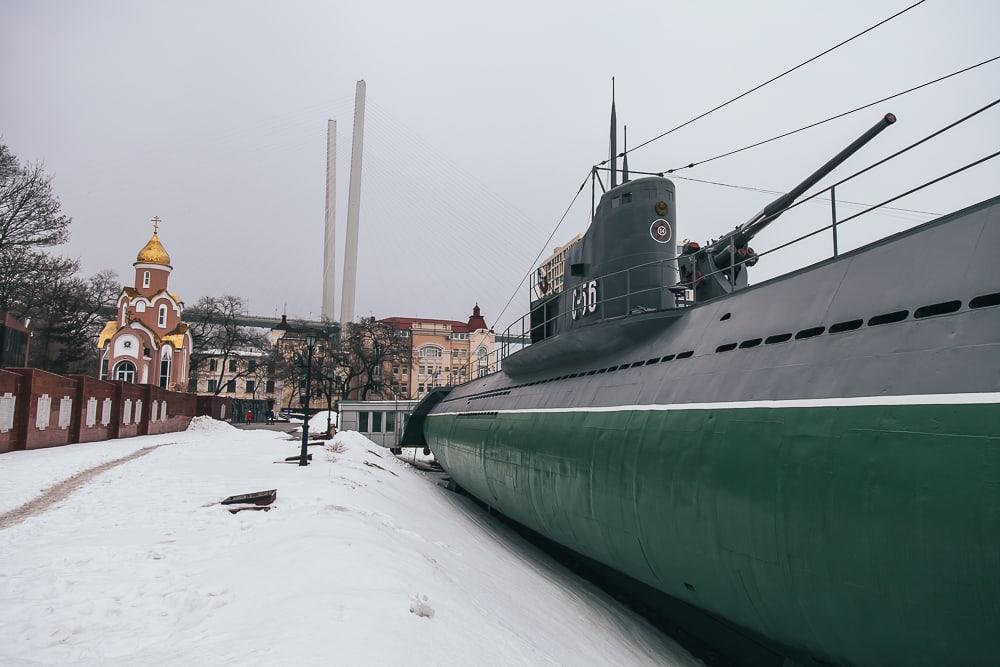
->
[96,217,192,390]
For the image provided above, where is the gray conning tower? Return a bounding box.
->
[682,112,897,302]
[529,87,681,342]
[564,176,679,316]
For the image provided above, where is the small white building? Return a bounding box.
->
[338,399,420,449]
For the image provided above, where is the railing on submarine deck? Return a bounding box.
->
[462,136,1000,382]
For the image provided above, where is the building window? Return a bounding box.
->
[114,360,136,383]
[386,411,395,432]
[248,359,257,372]
[143,271,150,288]
[477,347,488,377]
[418,346,443,358]
[418,383,425,393]
[158,304,167,328]
[226,380,236,392]
[359,411,369,432]
[266,380,275,393]
[229,359,238,372]
[159,357,170,389]
[209,359,218,372]
[208,379,218,393]
[100,358,109,380]
[246,380,256,393]
[187,378,198,392]
[372,411,382,433]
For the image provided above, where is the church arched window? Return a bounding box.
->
[143,271,150,288]
[114,360,136,383]
[158,304,168,328]
[159,348,172,389]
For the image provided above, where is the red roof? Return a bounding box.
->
[381,316,469,332]
[381,304,490,333]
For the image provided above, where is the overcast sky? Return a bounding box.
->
[2,0,998,329]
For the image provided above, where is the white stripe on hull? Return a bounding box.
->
[431,391,1000,416]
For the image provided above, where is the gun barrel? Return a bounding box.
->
[738,112,896,244]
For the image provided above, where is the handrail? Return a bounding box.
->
[457,147,1000,383]
[440,104,1000,386]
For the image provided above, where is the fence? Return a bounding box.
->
[0,367,233,454]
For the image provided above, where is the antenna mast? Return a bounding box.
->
[609,78,617,188]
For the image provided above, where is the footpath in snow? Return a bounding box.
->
[0,420,698,666]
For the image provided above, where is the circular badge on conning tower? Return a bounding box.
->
[650,218,672,244]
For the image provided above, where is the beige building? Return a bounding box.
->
[189,349,275,405]
[382,304,495,399]
[533,233,582,299]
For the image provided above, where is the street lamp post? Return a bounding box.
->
[299,333,317,466]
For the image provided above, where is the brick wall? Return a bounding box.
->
[8,369,81,450]
[145,384,199,435]
[114,381,147,439]
[69,376,118,444]
[0,370,22,453]
[197,395,232,422]
[0,369,231,453]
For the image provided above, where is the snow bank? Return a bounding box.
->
[332,429,371,451]
[289,410,337,434]
[186,415,237,432]
[308,410,337,432]
[0,423,698,666]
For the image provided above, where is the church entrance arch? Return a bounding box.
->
[114,360,137,383]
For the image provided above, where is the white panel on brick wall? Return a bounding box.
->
[220,404,226,419]
[58,396,72,429]
[161,401,167,421]
[0,393,14,433]
[86,397,98,427]
[101,398,112,426]
[134,399,142,424]
[36,394,51,430]
[151,400,158,423]
[123,399,132,425]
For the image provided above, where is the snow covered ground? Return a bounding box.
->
[0,421,698,666]
[288,410,337,434]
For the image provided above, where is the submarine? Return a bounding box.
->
[400,99,1000,665]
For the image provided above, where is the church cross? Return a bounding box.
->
[151,216,161,234]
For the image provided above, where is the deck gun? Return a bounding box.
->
[680,113,896,302]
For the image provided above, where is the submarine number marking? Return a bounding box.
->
[650,218,671,244]
[572,280,599,320]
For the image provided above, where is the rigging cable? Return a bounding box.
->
[665,174,940,216]
[759,96,1000,218]
[610,0,930,161]
[604,96,999,219]
[661,55,1000,173]
[752,148,1000,262]
[491,174,590,330]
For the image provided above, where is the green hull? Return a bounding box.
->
[426,402,1000,666]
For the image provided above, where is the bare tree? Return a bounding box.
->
[341,317,411,400]
[188,295,269,395]
[27,269,121,374]
[0,144,79,318]
[0,144,71,257]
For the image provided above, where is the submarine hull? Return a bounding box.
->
[421,196,1000,666]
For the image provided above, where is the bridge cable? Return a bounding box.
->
[659,55,1000,174]
[491,174,590,330]
[610,0,930,162]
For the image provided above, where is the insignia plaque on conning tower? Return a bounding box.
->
[650,218,671,243]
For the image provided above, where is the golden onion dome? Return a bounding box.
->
[135,231,171,266]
